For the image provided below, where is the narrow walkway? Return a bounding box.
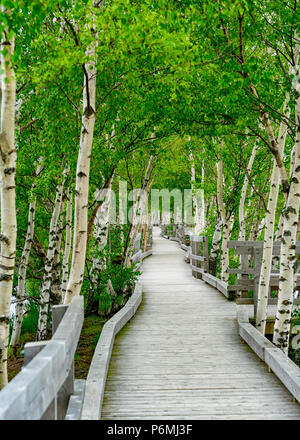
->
[102,227,300,420]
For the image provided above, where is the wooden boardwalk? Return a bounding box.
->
[101,227,300,420]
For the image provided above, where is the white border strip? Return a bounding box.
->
[237,306,300,403]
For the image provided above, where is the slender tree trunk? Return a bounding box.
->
[239,141,258,241]
[188,138,203,235]
[256,94,290,334]
[0,31,16,389]
[85,174,114,316]
[273,40,300,352]
[50,214,63,305]
[249,83,290,199]
[64,24,98,305]
[216,160,232,282]
[209,212,222,276]
[142,213,150,252]
[37,180,65,340]
[61,187,72,303]
[124,154,154,267]
[10,162,42,347]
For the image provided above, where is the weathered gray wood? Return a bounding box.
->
[237,306,300,404]
[265,348,300,402]
[65,380,86,420]
[52,303,74,420]
[101,228,300,420]
[52,304,68,333]
[24,341,48,366]
[81,282,143,420]
[0,296,84,420]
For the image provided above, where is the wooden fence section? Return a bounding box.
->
[0,296,84,420]
[190,236,209,279]
[227,241,300,317]
[163,227,300,310]
[102,228,300,420]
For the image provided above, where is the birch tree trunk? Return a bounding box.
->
[37,179,65,340]
[239,142,258,241]
[209,212,222,276]
[273,39,300,352]
[50,215,63,305]
[188,139,202,235]
[85,174,114,316]
[10,162,42,347]
[124,129,156,266]
[61,187,72,303]
[220,215,233,282]
[124,154,154,267]
[216,160,232,282]
[64,23,98,305]
[0,31,16,389]
[256,94,291,334]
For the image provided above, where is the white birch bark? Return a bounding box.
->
[256,94,291,334]
[50,214,63,305]
[37,180,65,340]
[220,215,234,282]
[64,22,98,305]
[10,162,42,347]
[61,187,72,303]
[209,212,222,275]
[0,31,16,389]
[273,39,300,352]
[124,154,154,267]
[239,142,258,241]
[188,139,202,235]
[216,160,232,282]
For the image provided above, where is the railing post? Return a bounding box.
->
[23,340,57,419]
[52,304,74,420]
[203,237,209,273]
[253,248,262,320]
[191,237,202,279]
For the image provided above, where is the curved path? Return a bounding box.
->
[101,227,300,420]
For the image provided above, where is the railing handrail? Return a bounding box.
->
[0,296,84,420]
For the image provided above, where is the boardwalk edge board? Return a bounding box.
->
[81,281,143,420]
[80,251,152,420]
[237,306,300,403]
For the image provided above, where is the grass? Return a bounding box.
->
[7,331,36,381]
[74,315,107,379]
[7,314,108,382]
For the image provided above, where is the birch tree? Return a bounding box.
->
[61,187,72,303]
[216,159,232,282]
[0,28,16,389]
[273,38,300,353]
[64,9,98,304]
[256,95,290,334]
[238,141,258,242]
[188,137,203,235]
[37,178,65,340]
[10,161,43,347]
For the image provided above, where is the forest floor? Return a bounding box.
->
[7,315,107,382]
[74,315,106,378]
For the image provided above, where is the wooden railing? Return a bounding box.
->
[227,240,300,317]
[190,236,209,279]
[0,296,84,420]
[162,228,300,308]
